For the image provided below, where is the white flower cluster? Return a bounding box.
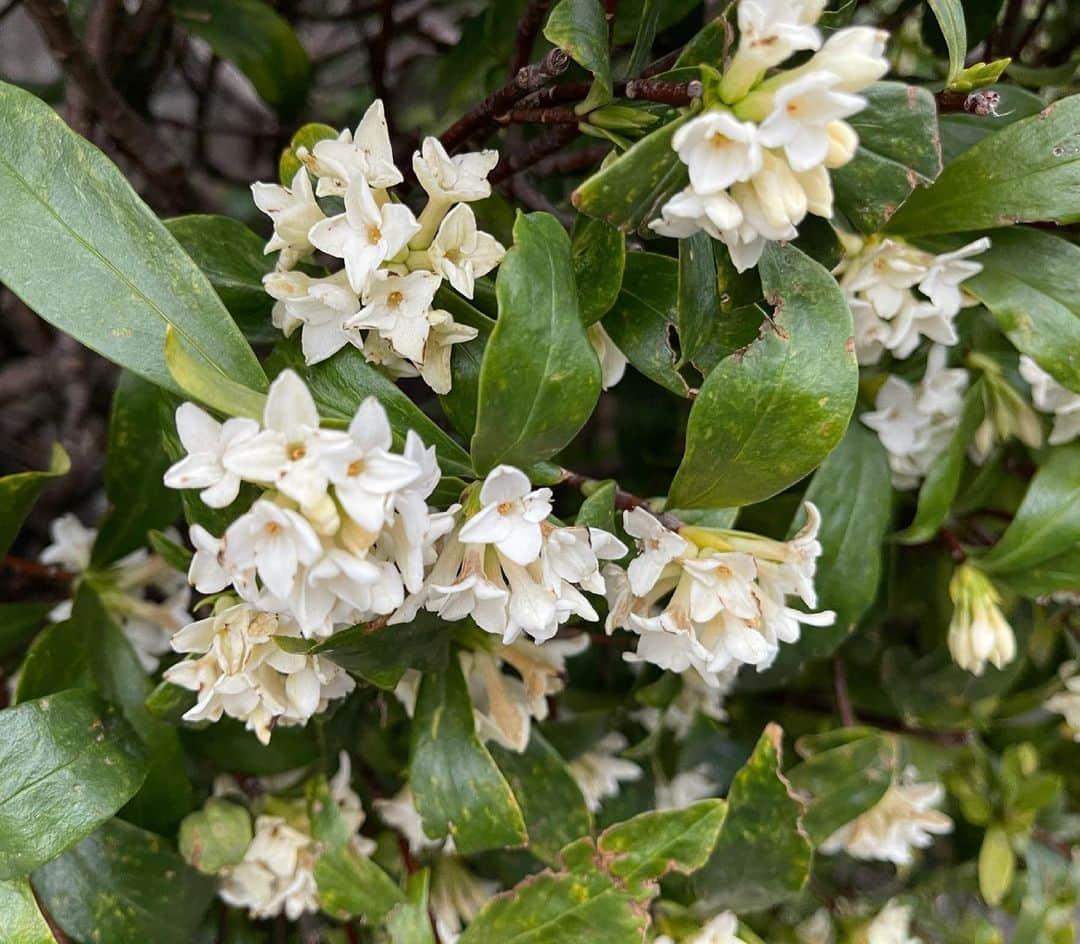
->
[1045,661,1080,740]
[219,754,375,920]
[947,563,1015,677]
[820,767,953,865]
[567,732,643,811]
[163,369,452,740]
[1019,355,1080,445]
[633,666,738,739]
[655,911,750,944]
[40,514,191,672]
[254,100,504,393]
[651,1,888,271]
[861,345,969,490]
[865,900,923,944]
[605,505,834,687]
[836,234,990,365]
[393,464,627,646]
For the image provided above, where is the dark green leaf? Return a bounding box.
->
[575,480,617,532]
[544,0,613,112]
[572,216,625,324]
[183,719,320,775]
[832,82,941,234]
[693,724,811,912]
[0,877,54,944]
[0,690,148,879]
[0,602,53,660]
[409,657,527,855]
[0,443,69,558]
[0,81,266,397]
[995,547,1080,600]
[928,0,968,84]
[387,870,436,944]
[179,798,253,875]
[145,680,198,725]
[471,212,601,473]
[668,243,858,509]
[677,232,719,368]
[32,818,216,944]
[172,0,311,116]
[148,529,194,573]
[888,93,1080,236]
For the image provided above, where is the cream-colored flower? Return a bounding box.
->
[947,564,1015,676]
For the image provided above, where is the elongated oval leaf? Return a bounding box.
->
[471,212,601,474]
[0,878,54,944]
[572,216,626,324]
[544,0,613,112]
[0,690,149,879]
[0,443,69,559]
[678,231,720,368]
[928,0,968,85]
[0,81,266,397]
[668,243,858,509]
[887,93,1080,236]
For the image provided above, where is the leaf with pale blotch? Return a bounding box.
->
[179,799,252,875]
[544,0,613,113]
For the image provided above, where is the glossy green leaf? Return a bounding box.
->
[471,213,601,473]
[544,0,612,113]
[166,215,277,343]
[0,443,69,558]
[0,81,266,397]
[677,232,719,368]
[435,287,493,441]
[172,0,311,115]
[693,724,811,911]
[572,215,626,324]
[668,243,857,509]
[979,445,1080,574]
[604,251,691,397]
[832,82,941,234]
[0,690,148,879]
[92,372,180,566]
[896,381,986,544]
[928,0,968,85]
[996,547,1080,600]
[410,657,527,855]
[387,870,436,944]
[0,603,53,660]
[269,338,474,476]
[182,718,320,776]
[148,529,193,573]
[179,798,253,875]
[165,326,268,421]
[572,115,690,234]
[888,93,1080,236]
[308,774,404,922]
[32,818,216,944]
[0,878,54,944]
[491,731,593,864]
[575,480,617,532]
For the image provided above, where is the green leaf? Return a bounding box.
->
[16,584,194,833]
[996,547,1080,600]
[832,82,941,234]
[148,529,194,573]
[0,878,54,944]
[0,690,148,879]
[668,243,857,509]
[166,215,277,343]
[409,657,527,855]
[677,232,719,368]
[928,0,968,85]
[308,774,404,922]
[896,381,986,544]
[575,480,617,532]
[0,80,266,397]
[92,372,181,566]
[31,818,216,944]
[887,93,1080,236]
[0,603,53,660]
[387,870,436,944]
[979,444,1080,574]
[165,325,268,421]
[179,798,253,875]
[949,57,1011,93]
[145,680,198,725]
[693,724,811,912]
[786,730,900,844]
[572,216,625,324]
[490,731,593,864]
[183,718,320,776]
[0,443,69,558]
[471,213,601,474]
[172,0,311,116]
[544,0,613,113]
[603,251,691,397]
[979,825,1015,905]
[572,115,690,234]
[268,339,474,477]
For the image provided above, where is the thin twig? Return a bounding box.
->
[509,0,553,77]
[502,105,581,124]
[833,657,857,727]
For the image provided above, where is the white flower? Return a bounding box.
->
[947,564,1015,676]
[305,99,402,195]
[918,237,990,318]
[655,765,719,810]
[163,403,260,507]
[587,322,628,390]
[39,513,95,572]
[1020,355,1080,445]
[347,270,441,363]
[623,507,688,597]
[804,26,889,92]
[729,150,806,240]
[650,187,745,240]
[188,524,235,594]
[820,768,953,865]
[567,732,642,811]
[759,72,865,172]
[374,785,445,854]
[634,666,737,738]
[430,855,500,944]
[795,909,835,944]
[684,912,751,944]
[721,0,825,102]
[866,900,922,944]
[219,815,320,920]
[413,137,499,203]
[308,178,420,293]
[672,111,762,193]
[251,167,325,270]
[1045,661,1080,739]
[262,270,360,365]
[458,465,553,566]
[417,310,479,395]
[225,500,323,602]
[426,203,506,298]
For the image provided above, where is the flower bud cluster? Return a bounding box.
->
[253,100,505,393]
[652,2,888,271]
[947,563,1015,677]
[605,504,835,687]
